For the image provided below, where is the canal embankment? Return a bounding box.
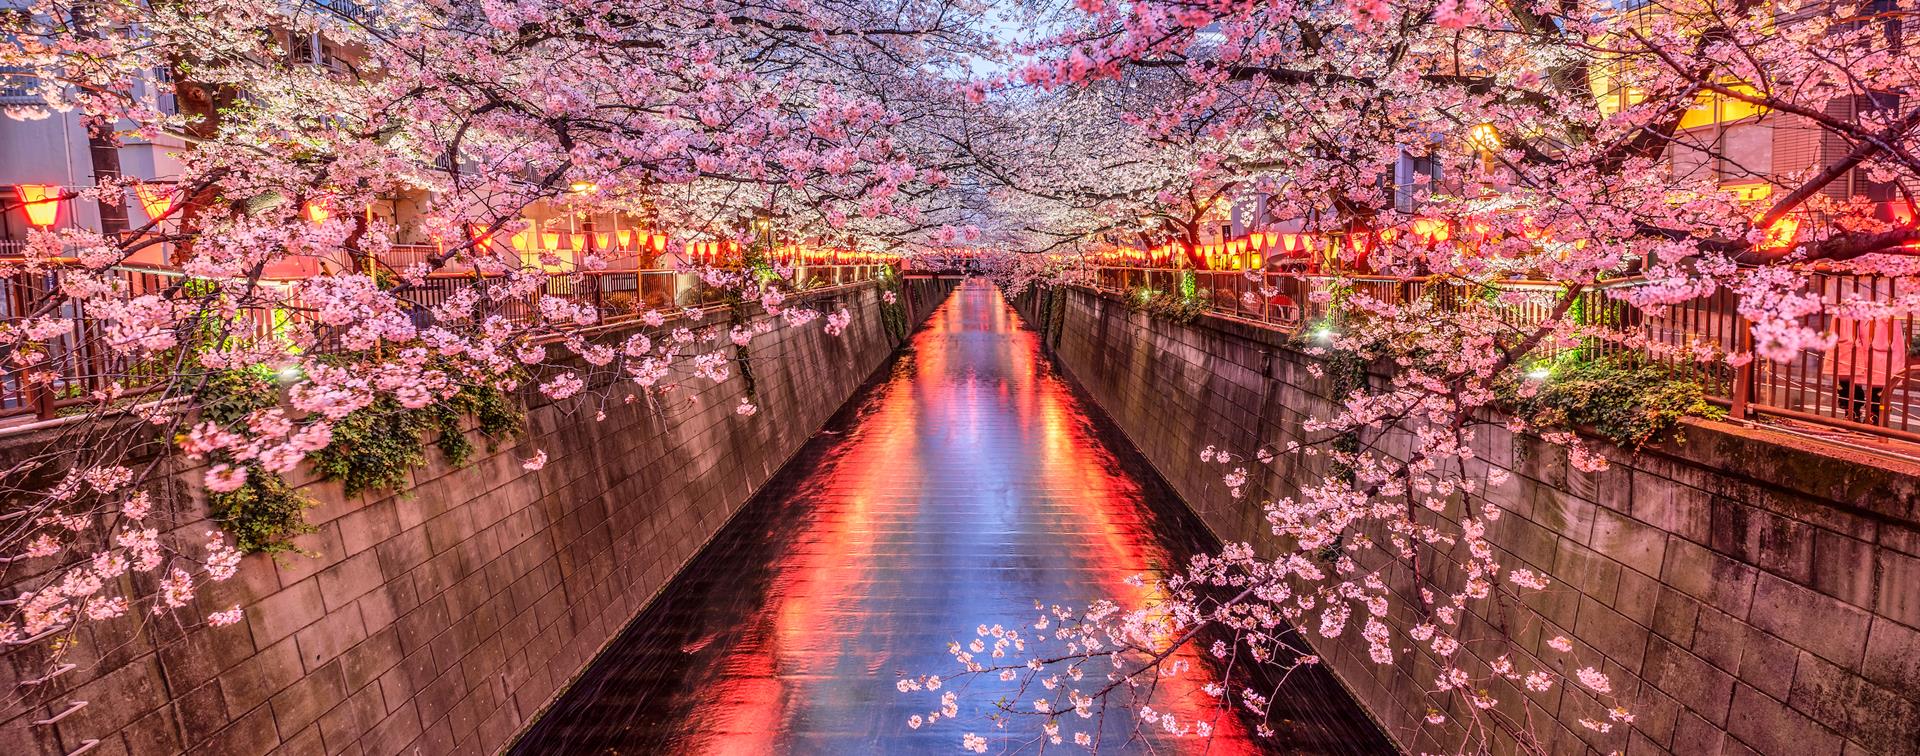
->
[0,276,957,756]
[1010,283,1920,756]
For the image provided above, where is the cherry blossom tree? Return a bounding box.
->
[0,0,995,715]
[910,0,1919,751]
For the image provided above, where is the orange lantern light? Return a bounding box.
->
[652,234,667,254]
[542,232,561,251]
[616,229,634,249]
[568,233,587,253]
[1250,233,1266,250]
[14,184,62,228]
[510,230,532,252]
[467,224,498,254]
[1412,218,1451,244]
[595,232,611,250]
[133,184,177,224]
[1760,215,1800,250]
[303,200,330,225]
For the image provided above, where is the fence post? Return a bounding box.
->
[29,381,55,421]
[1730,310,1754,420]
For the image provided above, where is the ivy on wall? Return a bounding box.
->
[729,300,762,406]
[1124,285,1210,323]
[208,464,314,555]
[194,369,315,556]
[1046,284,1067,348]
[878,269,910,342]
[308,382,524,498]
[193,368,525,554]
[1500,357,1724,451]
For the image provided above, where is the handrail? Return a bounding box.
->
[0,263,891,423]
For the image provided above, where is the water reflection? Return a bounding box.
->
[511,280,1389,754]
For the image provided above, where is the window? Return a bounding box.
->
[0,66,30,101]
[1719,123,1773,183]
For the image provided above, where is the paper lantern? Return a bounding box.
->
[467,224,499,253]
[542,232,561,251]
[595,232,611,250]
[510,231,531,252]
[304,200,330,224]
[568,234,587,253]
[14,184,61,228]
[617,229,633,249]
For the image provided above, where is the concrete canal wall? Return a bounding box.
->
[0,276,958,756]
[1014,284,1920,756]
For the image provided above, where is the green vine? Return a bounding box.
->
[878,267,909,341]
[1499,356,1725,450]
[1324,347,1366,480]
[1124,284,1210,323]
[208,464,314,555]
[193,368,314,555]
[308,398,433,496]
[308,382,524,498]
[730,300,762,405]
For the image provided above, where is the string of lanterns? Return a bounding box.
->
[1092,221,1484,272]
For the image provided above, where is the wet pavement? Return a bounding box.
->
[511,280,1391,754]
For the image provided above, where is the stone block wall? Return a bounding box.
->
[0,277,957,756]
[1015,285,1920,756]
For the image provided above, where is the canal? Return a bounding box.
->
[510,280,1389,754]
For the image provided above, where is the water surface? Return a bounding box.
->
[512,280,1389,754]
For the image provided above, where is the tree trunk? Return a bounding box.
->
[84,117,128,235]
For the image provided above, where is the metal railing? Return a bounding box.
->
[0,262,887,423]
[1091,265,1920,444]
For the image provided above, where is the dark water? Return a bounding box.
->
[511,280,1390,754]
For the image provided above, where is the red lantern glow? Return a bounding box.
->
[468,224,500,254]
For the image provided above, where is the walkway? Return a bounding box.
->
[510,280,1389,753]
